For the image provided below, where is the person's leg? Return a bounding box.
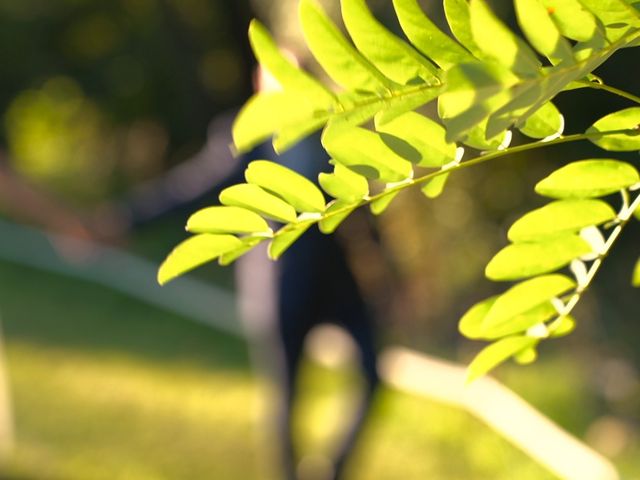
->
[331,306,380,480]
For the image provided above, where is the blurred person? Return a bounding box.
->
[102,58,384,479]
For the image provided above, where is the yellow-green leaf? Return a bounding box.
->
[322,124,414,183]
[187,206,271,235]
[318,163,369,202]
[319,200,357,234]
[470,0,541,77]
[633,257,640,287]
[245,160,326,213]
[514,0,575,65]
[518,102,564,139]
[482,274,576,331]
[376,112,457,167]
[299,0,393,93]
[587,107,640,151]
[158,234,242,285]
[466,336,538,383]
[269,222,313,259]
[393,0,475,69]
[485,234,592,280]
[508,199,617,242]
[341,0,439,85]
[535,159,640,198]
[219,184,297,223]
[421,173,450,199]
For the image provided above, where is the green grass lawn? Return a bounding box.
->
[0,259,636,479]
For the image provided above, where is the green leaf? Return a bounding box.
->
[578,0,640,42]
[459,295,498,339]
[421,173,450,198]
[370,189,400,215]
[508,199,617,242]
[484,301,557,338]
[318,163,369,202]
[158,234,242,285]
[482,274,576,331]
[373,85,442,125]
[514,0,575,65]
[486,32,639,137]
[376,112,457,167]
[393,0,475,69]
[219,237,265,266]
[269,222,313,259]
[460,295,560,340]
[538,0,600,42]
[186,206,271,235]
[469,0,541,77]
[587,107,640,151]
[548,314,576,337]
[466,336,538,383]
[248,20,335,104]
[274,116,329,154]
[518,101,564,139]
[245,160,326,213]
[535,159,640,198]
[341,0,439,85]
[444,0,485,58]
[439,61,518,142]
[633,257,640,287]
[322,124,414,183]
[514,346,538,364]
[463,122,511,150]
[485,234,592,280]
[299,0,393,93]
[219,184,297,223]
[319,200,357,234]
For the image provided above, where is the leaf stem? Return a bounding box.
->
[584,82,640,106]
[557,190,640,320]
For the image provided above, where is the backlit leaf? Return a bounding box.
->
[393,0,475,69]
[633,257,640,287]
[248,20,335,104]
[469,0,541,77]
[421,173,450,198]
[444,0,485,58]
[322,124,414,182]
[549,315,576,337]
[219,237,265,266]
[578,0,640,42]
[514,0,575,65]
[587,107,640,151]
[370,189,400,215]
[245,160,326,213]
[299,0,393,93]
[341,0,439,85]
[466,336,538,382]
[158,234,242,285]
[269,222,313,259]
[318,163,369,202]
[187,206,271,235]
[485,234,592,280]
[538,0,599,42]
[219,184,297,223]
[508,199,617,242]
[376,112,457,167]
[319,200,357,233]
[535,159,640,198]
[518,101,564,139]
[482,274,576,331]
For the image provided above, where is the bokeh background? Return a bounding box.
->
[0,0,639,478]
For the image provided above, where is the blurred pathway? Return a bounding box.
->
[0,219,619,480]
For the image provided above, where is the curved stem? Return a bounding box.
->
[553,191,640,328]
[584,81,640,106]
[272,127,638,235]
